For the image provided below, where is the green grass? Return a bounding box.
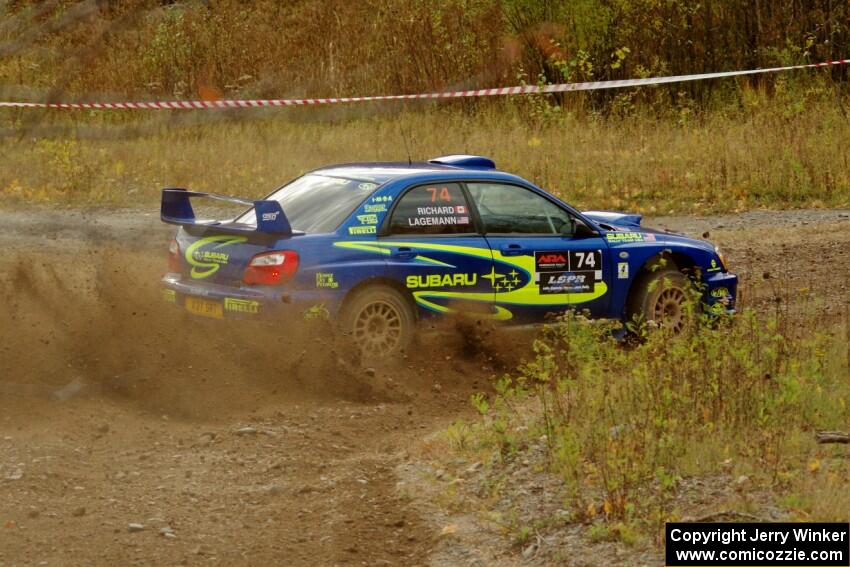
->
[437,302,850,544]
[2,89,850,214]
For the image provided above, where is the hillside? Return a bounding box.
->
[1,0,848,103]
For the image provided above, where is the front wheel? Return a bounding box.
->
[341,285,415,357]
[627,267,694,333]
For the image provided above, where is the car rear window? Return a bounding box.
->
[237,174,379,233]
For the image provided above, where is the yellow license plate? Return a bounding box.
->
[185,296,224,319]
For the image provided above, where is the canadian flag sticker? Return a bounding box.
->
[456,205,467,214]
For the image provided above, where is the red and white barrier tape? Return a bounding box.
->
[1,59,848,110]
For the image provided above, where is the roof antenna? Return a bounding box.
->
[398,118,413,165]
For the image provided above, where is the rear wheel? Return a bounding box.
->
[627,267,693,333]
[341,285,415,357]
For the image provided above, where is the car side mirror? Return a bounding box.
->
[561,218,577,236]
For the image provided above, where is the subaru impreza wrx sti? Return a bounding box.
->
[161,155,737,355]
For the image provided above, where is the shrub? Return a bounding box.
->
[469,304,849,536]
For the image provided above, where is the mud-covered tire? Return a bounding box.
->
[340,285,415,357]
[626,267,693,333]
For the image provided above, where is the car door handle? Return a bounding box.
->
[499,243,526,256]
[393,247,416,260]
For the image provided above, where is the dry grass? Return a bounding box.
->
[2,92,850,214]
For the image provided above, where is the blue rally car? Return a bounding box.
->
[161,155,737,355]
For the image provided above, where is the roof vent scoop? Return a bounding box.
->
[428,155,496,170]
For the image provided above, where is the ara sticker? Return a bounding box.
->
[618,262,629,279]
[535,252,568,271]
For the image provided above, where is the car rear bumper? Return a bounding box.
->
[161,274,334,320]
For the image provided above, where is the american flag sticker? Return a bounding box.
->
[458,216,470,224]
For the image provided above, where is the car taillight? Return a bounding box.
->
[168,238,181,272]
[243,251,299,285]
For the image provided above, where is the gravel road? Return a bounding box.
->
[0,206,848,565]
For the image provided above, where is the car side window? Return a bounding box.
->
[388,183,474,235]
[466,182,573,235]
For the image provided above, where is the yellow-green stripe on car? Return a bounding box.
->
[333,241,607,319]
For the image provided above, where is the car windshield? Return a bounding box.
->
[238,174,380,233]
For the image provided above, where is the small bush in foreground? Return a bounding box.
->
[462,304,849,540]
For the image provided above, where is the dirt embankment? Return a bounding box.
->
[0,207,848,565]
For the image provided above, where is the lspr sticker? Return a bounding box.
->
[539,271,595,294]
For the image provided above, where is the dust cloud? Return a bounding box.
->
[0,244,515,419]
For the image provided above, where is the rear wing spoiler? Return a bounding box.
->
[161,188,293,236]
